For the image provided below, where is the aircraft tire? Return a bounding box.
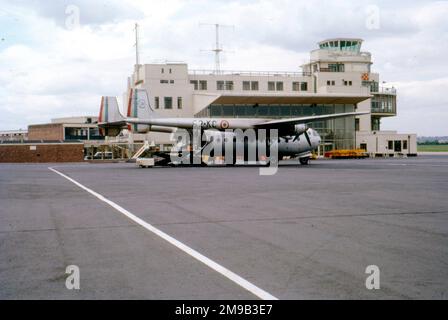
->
[299,157,310,165]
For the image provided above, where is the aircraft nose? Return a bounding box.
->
[312,130,321,148]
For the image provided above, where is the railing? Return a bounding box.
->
[318,68,344,72]
[319,85,371,95]
[372,87,397,95]
[189,69,312,77]
[371,106,396,114]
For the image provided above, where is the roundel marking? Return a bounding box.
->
[137,98,147,109]
[220,120,230,129]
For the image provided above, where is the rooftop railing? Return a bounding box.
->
[189,70,312,77]
[372,87,397,95]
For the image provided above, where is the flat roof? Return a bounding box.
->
[29,123,98,128]
[0,141,84,146]
[210,93,371,105]
[0,130,28,134]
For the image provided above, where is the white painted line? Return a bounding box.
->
[384,163,448,167]
[48,167,278,300]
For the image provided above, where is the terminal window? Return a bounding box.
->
[301,82,308,91]
[276,82,284,91]
[217,81,225,90]
[177,97,182,109]
[225,81,234,90]
[155,97,160,109]
[293,82,300,91]
[268,81,275,91]
[388,141,393,150]
[244,81,258,91]
[199,80,207,90]
[190,80,199,90]
[164,97,173,109]
[328,63,345,72]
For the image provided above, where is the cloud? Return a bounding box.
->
[5,0,143,26]
[381,77,448,135]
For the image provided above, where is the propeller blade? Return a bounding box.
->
[304,131,312,147]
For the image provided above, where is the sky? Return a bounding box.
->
[0,0,447,136]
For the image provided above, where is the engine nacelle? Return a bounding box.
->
[99,126,122,137]
[294,124,307,135]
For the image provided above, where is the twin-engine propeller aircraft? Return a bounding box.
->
[98,89,368,165]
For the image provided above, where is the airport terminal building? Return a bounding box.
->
[123,38,417,156]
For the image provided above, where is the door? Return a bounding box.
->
[360,143,367,151]
[394,140,402,152]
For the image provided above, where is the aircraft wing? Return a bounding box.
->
[254,111,369,128]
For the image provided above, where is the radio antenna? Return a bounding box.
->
[200,23,234,74]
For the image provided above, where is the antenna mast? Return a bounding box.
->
[200,23,234,75]
[133,22,142,84]
[213,24,222,74]
[134,22,140,67]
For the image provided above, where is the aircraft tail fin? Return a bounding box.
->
[126,88,157,133]
[98,96,127,136]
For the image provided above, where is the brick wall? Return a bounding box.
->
[28,124,63,140]
[0,143,84,163]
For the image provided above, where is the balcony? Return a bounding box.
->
[310,49,372,63]
[371,106,396,116]
[371,98,396,117]
[370,86,397,116]
[319,85,371,95]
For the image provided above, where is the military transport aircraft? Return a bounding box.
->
[98,89,368,165]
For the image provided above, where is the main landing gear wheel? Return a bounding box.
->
[299,157,310,165]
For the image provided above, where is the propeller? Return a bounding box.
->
[292,134,299,142]
[303,130,312,147]
[292,129,312,147]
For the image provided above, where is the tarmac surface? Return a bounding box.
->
[1,155,448,299]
